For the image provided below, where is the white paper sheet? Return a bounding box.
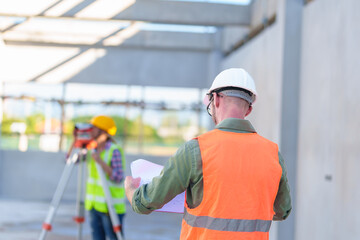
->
[130,159,185,213]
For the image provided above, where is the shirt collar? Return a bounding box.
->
[215,118,256,133]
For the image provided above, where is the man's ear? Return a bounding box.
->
[214,94,221,107]
[245,105,252,117]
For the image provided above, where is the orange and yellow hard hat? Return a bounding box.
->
[90,115,117,136]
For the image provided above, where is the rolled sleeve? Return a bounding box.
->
[132,140,196,214]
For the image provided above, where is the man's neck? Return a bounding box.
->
[217,111,245,123]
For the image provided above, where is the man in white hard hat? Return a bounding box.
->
[203,68,257,125]
[125,68,292,240]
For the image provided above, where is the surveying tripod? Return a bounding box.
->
[39,145,124,240]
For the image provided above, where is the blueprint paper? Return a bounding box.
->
[130,159,185,213]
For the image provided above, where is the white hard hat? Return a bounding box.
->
[203,68,257,105]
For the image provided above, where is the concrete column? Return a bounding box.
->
[138,86,145,154]
[278,0,303,240]
[0,82,3,196]
[207,28,222,87]
[58,83,66,151]
[0,82,3,146]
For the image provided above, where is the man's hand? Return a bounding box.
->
[125,176,141,205]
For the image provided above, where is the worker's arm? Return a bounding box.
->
[273,152,292,221]
[126,140,198,214]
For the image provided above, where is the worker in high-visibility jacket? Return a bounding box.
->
[85,115,126,240]
[125,68,292,239]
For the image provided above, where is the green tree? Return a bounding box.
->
[111,115,134,138]
[131,116,161,140]
[66,115,161,140]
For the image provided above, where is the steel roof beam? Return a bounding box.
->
[0,0,252,26]
[2,30,215,51]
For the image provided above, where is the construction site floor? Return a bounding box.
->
[0,199,182,240]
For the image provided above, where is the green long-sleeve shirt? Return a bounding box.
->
[132,118,292,221]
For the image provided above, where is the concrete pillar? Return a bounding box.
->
[0,82,3,196]
[0,82,3,146]
[278,0,303,240]
[59,83,66,151]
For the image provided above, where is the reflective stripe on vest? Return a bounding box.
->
[180,129,282,240]
[183,208,272,232]
[86,195,126,205]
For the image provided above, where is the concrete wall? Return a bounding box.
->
[0,150,169,202]
[297,0,360,239]
[222,0,285,147]
[221,0,360,240]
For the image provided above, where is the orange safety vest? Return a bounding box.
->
[180,129,282,240]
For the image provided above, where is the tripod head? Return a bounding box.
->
[73,123,94,149]
[65,123,97,163]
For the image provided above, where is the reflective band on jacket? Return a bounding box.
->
[183,209,272,232]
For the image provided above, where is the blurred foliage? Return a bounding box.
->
[1,114,24,134]
[26,113,45,134]
[69,115,161,140]
[2,113,162,141]
[131,116,162,140]
[1,113,46,134]
[160,113,179,128]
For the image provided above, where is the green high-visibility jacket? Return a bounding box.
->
[85,143,126,214]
